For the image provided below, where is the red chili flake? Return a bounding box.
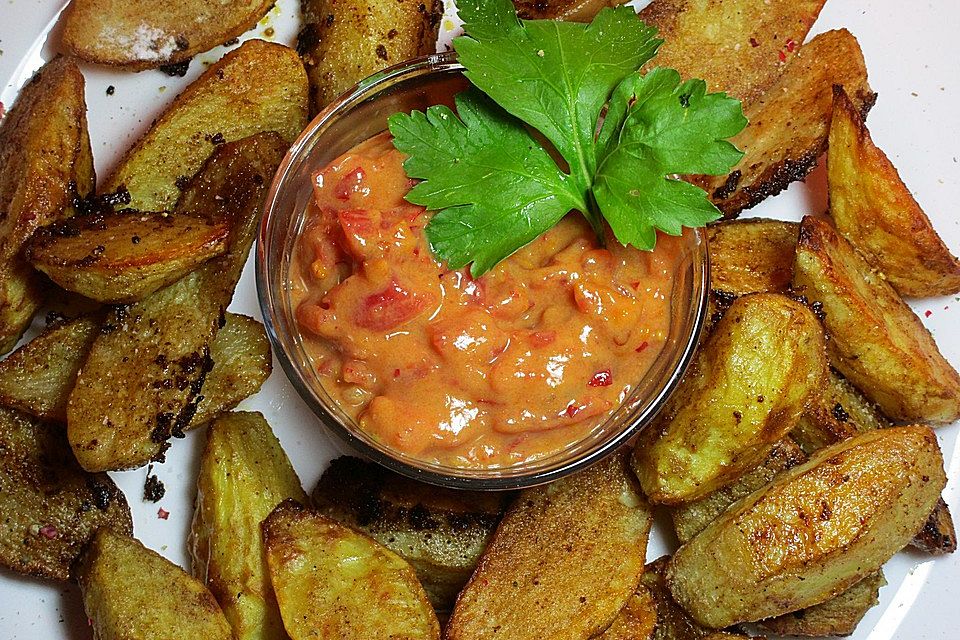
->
[749,37,760,47]
[393,368,401,378]
[635,341,649,353]
[588,369,613,387]
[565,403,585,418]
[157,507,170,520]
[630,281,641,290]
[925,310,933,318]
[778,50,787,62]
[38,525,58,539]
[785,38,797,52]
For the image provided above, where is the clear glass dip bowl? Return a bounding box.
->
[256,52,709,490]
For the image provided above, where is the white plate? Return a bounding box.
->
[0,1,958,638]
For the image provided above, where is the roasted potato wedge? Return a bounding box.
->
[61,0,274,69]
[313,456,509,612]
[594,585,656,640]
[299,0,441,114]
[913,498,957,555]
[78,528,233,640]
[447,452,652,640]
[792,215,960,423]
[263,500,440,640]
[26,211,229,303]
[668,426,946,627]
[101,40,307,211]
[514,0,628,21]
[706,219,798,297]
[632,293,827,504]
[692,29,875,217]
[0,408,132,581]
[638,0,826,106]
[0,56,94,353]
[191,412,307,640]
[828,86,960,296]
[68,134,285,471]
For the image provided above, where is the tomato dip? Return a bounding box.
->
[291,132,684,469]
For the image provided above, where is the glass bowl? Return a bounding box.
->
[256,52,709,490]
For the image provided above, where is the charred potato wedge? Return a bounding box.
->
[447,452,652,640]
[828,86,960,296]
[792,215,960,423]
[0,408,132,581]
[68,134,285,471]
[638,0,827,106]
[313,456,509,612]
[191,412,307,640]
[299,0,441,114]
[668,426,946,628]
[706,219,798,297]
[101,40,307,211]
[632,293,828,504]
[913,498,957,555]
[514,0,628,22]
[0,56,94,353]
[263,500,440,640]
[78,528,233,640]
[26,211,229,303]
[61,0,274,69]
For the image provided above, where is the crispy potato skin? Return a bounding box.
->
[263,500,440,640]
[298,0,441,114]
[0,408,132,581]
[828,86,960,296]
[61,0,274,69]
[190,412,307,640]
[102,40,307,211]
[668,426,946,627]
[792,215,960,423]
[447,452,652,640]
[514,0,628,21]
[0,56,94,353]
[638,0,826,106]
[78,528,233,640]
[706,219,798,297]
[593,585,656,640]
[633,293,827,504]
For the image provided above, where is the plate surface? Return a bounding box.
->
[0,1,958,638]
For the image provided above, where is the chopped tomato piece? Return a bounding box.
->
[354,279,431,331]
[337,209,380,259]
[588,369,613,387]
[333,166,367,201]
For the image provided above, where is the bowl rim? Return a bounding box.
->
[256,52,710,490]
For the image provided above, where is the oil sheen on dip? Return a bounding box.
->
[291,132,684,469]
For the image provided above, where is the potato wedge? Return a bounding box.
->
[78,528,232,640]
[101,40,307,211]
[668,426,946,627]
[68,134,285,471]
[299,0,441,114]
[914,498,957,555]
[0,56,94,353]
[792,215,960,423]
[594,585,656,640]
[313,456,509,612]
[828,86,960,296]
[0,407,132,581]
[263,500,440,640]
[26,211,229,303]
[514,0,628,21]
[191,412,307,640]
[638,0,826,106]
[707,219,798,297]
[632,293,827,504]
[692,29,875,217]
[61,0,274,69]
[447,452,652,640]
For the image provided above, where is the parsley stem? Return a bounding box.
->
[583,189,606,247]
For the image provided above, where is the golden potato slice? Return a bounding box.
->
[101,40,307,211]
[668,426,946,627]
[514,0,628,21]
[263,500,440,640]
[0,408,132,581]
[313,456,509,612]
[68,134,285,471]
[191,412,307,640]
[792,215,960,423]
[0,56,94,353]
[632,293,827,504]
[61,0,274,69]
[593,585,656,640]
[693,29,874,217]
[78,528,233,640]
[828,86,960,296]
[638,0,826,106]
[707,218,798,296]
[299,0,441,114]
[447,452,652,640]
[26,212,229,303]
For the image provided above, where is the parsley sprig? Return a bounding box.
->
[388,0,747,276]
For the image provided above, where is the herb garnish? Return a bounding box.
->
[388,0,747,276]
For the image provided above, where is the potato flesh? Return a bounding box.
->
[706,219,798,296]
[262,500,440,640]
[191,412,307,640]
[667,426,946,627]
[447,452,652,640]
[632,293,827,504]
[78,528,233,640]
